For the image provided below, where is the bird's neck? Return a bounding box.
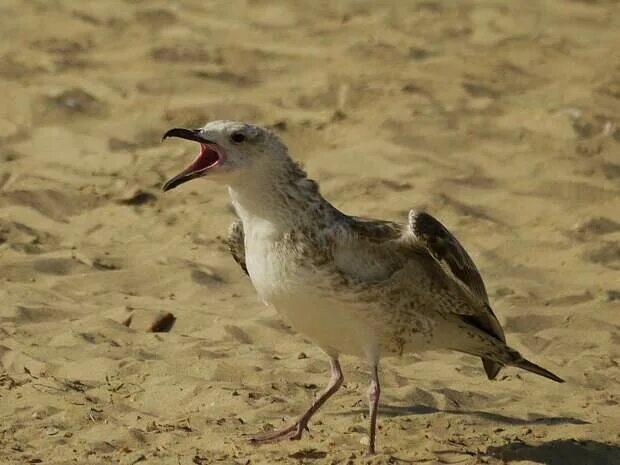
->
[228,159,339,232]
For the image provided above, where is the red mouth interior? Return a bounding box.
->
[188,144,220,173]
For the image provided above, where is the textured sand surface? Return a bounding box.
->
[1,1,619,464]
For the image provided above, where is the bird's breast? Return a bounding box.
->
[242,228,381,358]
[242,222,298,302]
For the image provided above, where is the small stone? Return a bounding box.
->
[149,312,176,332]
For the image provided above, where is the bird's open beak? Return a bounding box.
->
[161,128,224,191]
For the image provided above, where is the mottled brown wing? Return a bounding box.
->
[408,210,506,379]
[347,216,404,242]
[227,220,248,275]
[408,210,489,302]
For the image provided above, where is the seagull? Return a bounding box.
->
[161,120,563,455]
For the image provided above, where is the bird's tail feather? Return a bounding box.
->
[512,356,565,383]
[482,358,502,380]
[450,319,564,383]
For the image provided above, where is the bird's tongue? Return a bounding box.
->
[162,143,220,191]
[188,144,219,173]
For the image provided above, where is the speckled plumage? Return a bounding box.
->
[227,191,555,377]
[164,120,563,455]
[227,220,247,275]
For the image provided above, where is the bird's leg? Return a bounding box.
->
[247,357,343,444]
[366,365,381,455]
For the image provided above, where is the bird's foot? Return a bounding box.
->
[245,421,307,444]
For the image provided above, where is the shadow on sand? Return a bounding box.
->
[487,439,620,465]
[340,404,617,465]
[359,403,590,426]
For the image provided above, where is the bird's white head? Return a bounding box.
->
[161,120,289,191]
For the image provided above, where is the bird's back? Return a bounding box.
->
[325,212,507,377]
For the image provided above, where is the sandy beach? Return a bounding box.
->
[1,0,619,464]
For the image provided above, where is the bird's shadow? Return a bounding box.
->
[375,403,590,426]
[342,405,618,465]
[341,403,589,426]
[487,439,620,465]
[346,404,620,465]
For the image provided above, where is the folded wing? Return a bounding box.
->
[408,210,506,379]
[228,219,248,275]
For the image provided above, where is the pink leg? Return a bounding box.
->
[367,365,380,455]
[247,357,343,444]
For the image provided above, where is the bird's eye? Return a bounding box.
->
[230,132,246,144]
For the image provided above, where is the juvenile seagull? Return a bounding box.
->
[161,121,563,454]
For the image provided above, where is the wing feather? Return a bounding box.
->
[408,210,488,302]
[408,210,506,379]
[227,220,248,275]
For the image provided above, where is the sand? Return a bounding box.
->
[1,0,619,464]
